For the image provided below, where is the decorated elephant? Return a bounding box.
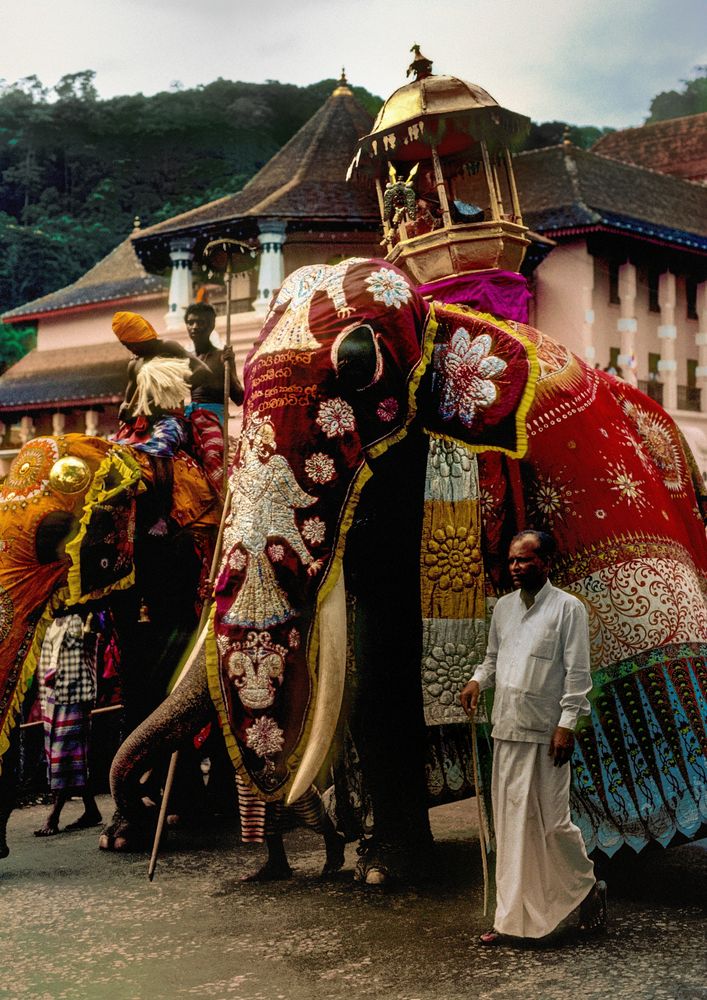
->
[110,256,707,883]
[0,433,220,856]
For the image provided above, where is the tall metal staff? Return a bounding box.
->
[201,238,256,486]
[147,238,257,881]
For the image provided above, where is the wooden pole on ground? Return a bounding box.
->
[148,237,254,881]
[147,494,231,881]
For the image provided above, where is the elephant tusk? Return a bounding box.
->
[286,572,346,805]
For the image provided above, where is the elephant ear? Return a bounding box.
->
[420,303,539,459]
[64,445,142,603]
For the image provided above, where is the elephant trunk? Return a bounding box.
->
[110,645,212,823]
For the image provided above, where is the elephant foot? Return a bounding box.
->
[354,835,435,888]
[354,839,396,888]
[98,811,154,852]
[240,859,293,883]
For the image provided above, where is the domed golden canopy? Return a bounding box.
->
[348,64,529,178]
[347,50,531,284]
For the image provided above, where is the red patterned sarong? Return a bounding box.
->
[189,406,225,495]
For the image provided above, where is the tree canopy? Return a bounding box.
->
[646,68,707,124]
[0,72,382,356]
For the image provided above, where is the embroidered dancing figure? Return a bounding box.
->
[222,415,323,628]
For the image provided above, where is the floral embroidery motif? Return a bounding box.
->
[425,438,479,503]
[304,452,336,484]
[377,397,399,423]
[301,517,326,545]
[246,716,285,757]
[365,267,412,309]
[421,618,487,725]
[316,397,356,438]
[621,401,686,494]
[0,437,60,510]
[478,488,495,518]
[229,549,247,571]
[424,641,476,707]
[288,628,300,649]
[267,544,285,563]
[424,525,482,592]
[595,508,607,519]
[528,472,584,525]
[435,329,507,429]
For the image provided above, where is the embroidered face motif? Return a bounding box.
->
[225,631,287,711]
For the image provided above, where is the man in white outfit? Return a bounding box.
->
[460,529,606,944]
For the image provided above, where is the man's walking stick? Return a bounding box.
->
[470,706,490,916]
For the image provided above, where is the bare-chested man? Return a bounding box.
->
[184,303,244,495]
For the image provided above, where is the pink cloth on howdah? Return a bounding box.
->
[418,270,532,323]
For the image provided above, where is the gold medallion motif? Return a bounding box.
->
[48,456,91,494]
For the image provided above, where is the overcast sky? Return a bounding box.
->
[4,0,706,128]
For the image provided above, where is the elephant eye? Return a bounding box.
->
[332,323,383,391]
[35,511,79,564]
[100,558,110,569]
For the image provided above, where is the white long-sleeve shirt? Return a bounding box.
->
[471,580,592,744]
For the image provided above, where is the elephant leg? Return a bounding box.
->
[347,431,432,882]
[0,727,20,859]
[101,645,212,851]
[351,585,432,880]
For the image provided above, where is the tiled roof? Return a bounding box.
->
[592,113,707,183]
[133,85,380,270]
[514,144,707,250]
[2,237,166,323]
[0,341,128,410]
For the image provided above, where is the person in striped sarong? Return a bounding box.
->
[34,613,102,837]
[184,303,244,496]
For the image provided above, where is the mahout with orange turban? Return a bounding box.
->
[112,312,158,345]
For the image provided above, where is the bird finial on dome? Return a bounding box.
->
[407,44,433,81]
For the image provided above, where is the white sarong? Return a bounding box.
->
[492,739,595,938]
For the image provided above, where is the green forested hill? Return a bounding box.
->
[0,71,382,361]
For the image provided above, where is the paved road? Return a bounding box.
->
[2,795,705,1000]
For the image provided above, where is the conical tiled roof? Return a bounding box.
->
[1,236,165,323]
[134,83,380,270]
